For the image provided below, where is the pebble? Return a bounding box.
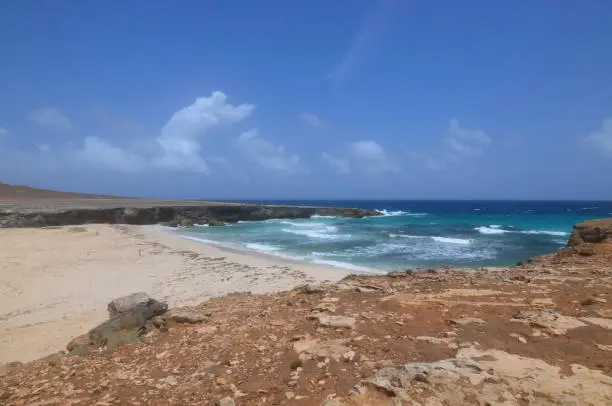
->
[217,397,235,406]
[343,350,356,362]
[510,333,527,343]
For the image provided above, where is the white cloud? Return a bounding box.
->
[445,119,491,157]
[300,113,326,130]
[28,107,73,131]
[77,136,147,173]
[0,127,10,137]
[156,91,255,172]
[585,116,612,157]
[237,128,304,174]
[323,140,397,174]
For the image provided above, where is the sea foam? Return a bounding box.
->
[475,226,509,235]
[245,243,280,253]
[520,230,569,236]
[431,236,472,245]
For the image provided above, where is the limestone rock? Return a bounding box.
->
[163,308,208,324]
[568,218,612,246]
[361,346,612,404]
[87,300,168,350]
[217,397,235,406]
[297,339,351,362]
[512,309,586,335]
[581,317,612,330]
[107,292,167,318]
[313,313,356,329]
[450,317,485,326]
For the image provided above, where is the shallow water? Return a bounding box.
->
[177,200,612,272]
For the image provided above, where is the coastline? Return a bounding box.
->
[0,224,350,363]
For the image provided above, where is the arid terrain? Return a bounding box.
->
[1,183,611,405]
[1,217,611,405]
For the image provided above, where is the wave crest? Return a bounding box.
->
[431,236,472,245]
[475,226,509,235]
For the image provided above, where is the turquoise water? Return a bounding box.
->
[175,200,612,272]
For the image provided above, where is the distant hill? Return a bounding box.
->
[0,181,114,199]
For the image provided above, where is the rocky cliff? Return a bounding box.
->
[568,218,612,246]
[0,204,381,228]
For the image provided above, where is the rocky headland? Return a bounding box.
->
[1,218,611,405]
[0,182,380,228]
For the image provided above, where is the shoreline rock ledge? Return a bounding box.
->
[0,203,381,228]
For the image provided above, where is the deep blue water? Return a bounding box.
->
[176,200,612,272]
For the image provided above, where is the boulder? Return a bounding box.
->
[86,298,168,351]
[107,292,167,318]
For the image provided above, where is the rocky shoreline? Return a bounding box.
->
[0,202,381,228]
[1,218,611,405]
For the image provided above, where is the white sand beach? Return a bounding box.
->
[0,224,349,363]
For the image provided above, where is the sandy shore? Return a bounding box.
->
[0,224,348,363]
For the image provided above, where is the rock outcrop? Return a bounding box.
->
[0,204,380,228]
[67,294,168,354]
[568,218,612,246]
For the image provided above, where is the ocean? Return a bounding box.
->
[175,200,612,272]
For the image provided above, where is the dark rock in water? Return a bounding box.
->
[568,218,612,247]
[179,218,195,227]
[206,219,226,226]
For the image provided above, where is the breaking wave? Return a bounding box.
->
[431,236,472,245]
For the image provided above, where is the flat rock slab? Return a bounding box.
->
[312,313,356,329]
[449,317,485,326]
[163,309,208,324]
[581,317,612,330]
[295,339,351,362]
[361,346,612,405]
[512,309,587,335]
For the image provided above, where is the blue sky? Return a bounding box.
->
[1,1,611,199]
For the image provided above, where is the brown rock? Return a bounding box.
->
[66,334,91,352]
[568,218,612,247]
[163,309,207,324]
